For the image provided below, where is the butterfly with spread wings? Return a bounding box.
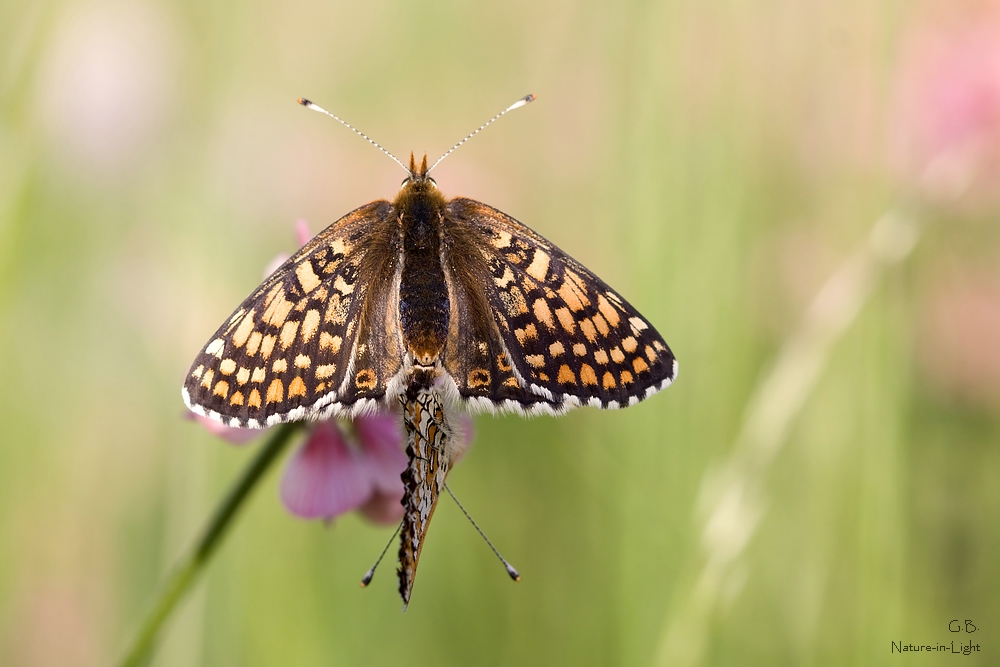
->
[183,95,677,608]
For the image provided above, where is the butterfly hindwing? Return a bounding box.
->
[444,198,677,413]
[182,201,403,427]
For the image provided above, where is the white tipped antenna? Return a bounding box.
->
[359,521,403,588]
[427,93,536,174]
[297,98,410,174]
[445,483,521,582]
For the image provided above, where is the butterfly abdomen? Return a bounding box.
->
[397,182,450,369]
[397,388,452,609]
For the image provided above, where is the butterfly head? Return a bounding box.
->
[401,153,437,190]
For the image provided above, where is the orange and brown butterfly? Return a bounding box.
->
[182,94,677,608]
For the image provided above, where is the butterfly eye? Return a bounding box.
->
[428,177,437,187]
[400,177,411,188]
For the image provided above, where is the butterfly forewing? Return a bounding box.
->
[443,198,676,413]
[183,201,403,427]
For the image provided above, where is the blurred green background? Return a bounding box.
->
[2,0,999,665]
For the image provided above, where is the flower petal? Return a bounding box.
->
[280,422,370,519]
[358,489,405,525]
[352,414,407,495]
[186,411,261,445]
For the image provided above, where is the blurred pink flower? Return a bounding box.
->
[919,269,1000,408]
[280,415,408,523]
[186,218,473,525]
[891,5,1000,205]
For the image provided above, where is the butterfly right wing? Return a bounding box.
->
[443,198,677,414]
[182,201,403,427]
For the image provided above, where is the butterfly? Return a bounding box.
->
[182,95,677,608]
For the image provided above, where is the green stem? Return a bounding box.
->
[117,422,304,667]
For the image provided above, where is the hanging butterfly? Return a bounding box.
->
[182,94,677,609]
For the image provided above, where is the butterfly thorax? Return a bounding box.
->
[396,157,450,387]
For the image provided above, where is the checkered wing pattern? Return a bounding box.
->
[444,198,677,414]
[182,201,404,428]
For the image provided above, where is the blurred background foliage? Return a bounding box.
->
[1,0,999,665]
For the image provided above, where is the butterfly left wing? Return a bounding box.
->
[183,201,404,427]
[443,198,677,413]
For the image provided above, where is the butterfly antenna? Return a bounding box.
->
[297,98,411,175]
[427,94,537,174]
[359,520,403,588]
[444,483,521,582]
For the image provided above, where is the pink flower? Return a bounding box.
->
[890,4,1000,206]
[280,415,408,524]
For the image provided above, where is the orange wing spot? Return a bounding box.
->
[251,367,266,383]
[236,367,250,385]
[201,369,214,390]
[557,364,577,384]
[232,310,256,348]
[319,332,342,353]
[621,336,638,353]
[219,358,237,375]
[355,369,376,390]
[610,347,626,363]
[633,357,649,373]
[580,318,598,342]
[294,354,311,369]
[558,279,586,312]
[537,372,550,381]
[645,345,657,362]
[191,365,204,380]
[325,292,348,325]
[272,359,287,373]
[573,343,587,356]
[495,265,515,288]
[266,378,284,404]
[315,364,336,379]
[333,275,355,295]
[597,294,621,327]
[592,313,610,337]
[260,335,277,359]
[555,307,576,334]
[514,323,538,345]
[526,354,545,368]
[262,289,294,327]
[213,380,229,398]
[315,382,326,393]
[549,341,565,357]
[288,376,307,398]
[580,364,598,386]
[497,354,512,371]
[620,370,634,385]
[279,321,300,350]
[296,261,321,293]
[602,371,616,389]
[525,249,550,281]
[301,309,321,343]
[503,286,529,317]
[248,389,262,408]
[230,391,244,406]
[533,298,555,330]
[629,316,649,333]
[503,377,519,387]
[468,369,490,388]
[246,331,263,356]
[492,230,512,249]
[505,252,524,264]
[311,285,328,302]
[594,349,609,365]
